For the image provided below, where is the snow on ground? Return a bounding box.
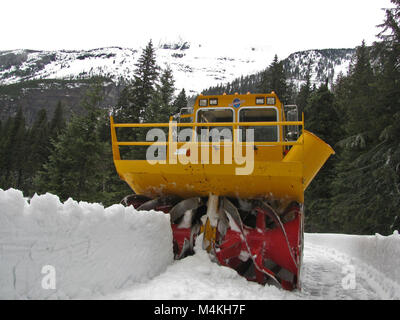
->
[0,188,399,300]
[101,232,400,300]
[305,233,400,299]
[0,188,173,299]
[100,233,296,300]
[301,236,400,300]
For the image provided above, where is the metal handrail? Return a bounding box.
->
[110,116,305,155]
[112,121,304,128]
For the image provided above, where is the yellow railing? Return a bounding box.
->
[110,116,305,160]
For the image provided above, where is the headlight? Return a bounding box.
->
[209,98,218,106]
[199,99,208,106]
[266,97,276,105]
[256,97,265,105]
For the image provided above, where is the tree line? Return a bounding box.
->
[202,1,400,235]
[0,40,188,207]
[298,2,400,235]
[0,102,65,195]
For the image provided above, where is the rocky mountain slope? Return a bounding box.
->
[283,48,356,88]
[0,42,272,95]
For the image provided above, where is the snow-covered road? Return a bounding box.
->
[301,242,392,300]
[99,234,400,300]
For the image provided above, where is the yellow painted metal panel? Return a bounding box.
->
[110,93,334,206]
[283,130,335,190]
[115,159,304,202]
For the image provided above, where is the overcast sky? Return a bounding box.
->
[1,0,393,58]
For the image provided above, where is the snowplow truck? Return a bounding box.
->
[110,92,334,290]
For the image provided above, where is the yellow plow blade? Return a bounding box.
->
[113,129,334,203]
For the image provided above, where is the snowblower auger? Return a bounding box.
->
[110,92,334,290]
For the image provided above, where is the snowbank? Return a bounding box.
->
[305,232,400,286]
[0,188,173,299]
[2,187,399,300]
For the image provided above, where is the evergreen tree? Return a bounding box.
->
[331,72,351,128]
[0,109,27,189]
[49,101,66,139]
[0,117,10,185]
[26,109,50,193]
[304,84,339,144]
[147,66,176,122]
[159,66,175,107]
[113,84,139,123]
[113,40,159,123]
[327,3,400,235]
[173,88,188,114]
[258,64,271,93]
[373,1,400,134]
[344,41,377,137]
[112,40,160,160]
[296,66,312,115]
[94,109,134,206]
[328,43,378,231]
[259,55,288,102]
[133,39,159,119]
[303,84,340,232]
[377,0,400,47]
[34,83,109,203]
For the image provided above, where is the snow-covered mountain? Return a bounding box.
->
[0,41,275,95]
[0,41,356,125]
[0,41,355,95]
[283,48,356,89]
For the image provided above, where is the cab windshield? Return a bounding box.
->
[239,107,278,142]
[196,108,234,142]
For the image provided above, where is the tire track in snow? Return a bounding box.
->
[300,242,400,300]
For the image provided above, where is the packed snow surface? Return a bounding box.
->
[0,188,399,300]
